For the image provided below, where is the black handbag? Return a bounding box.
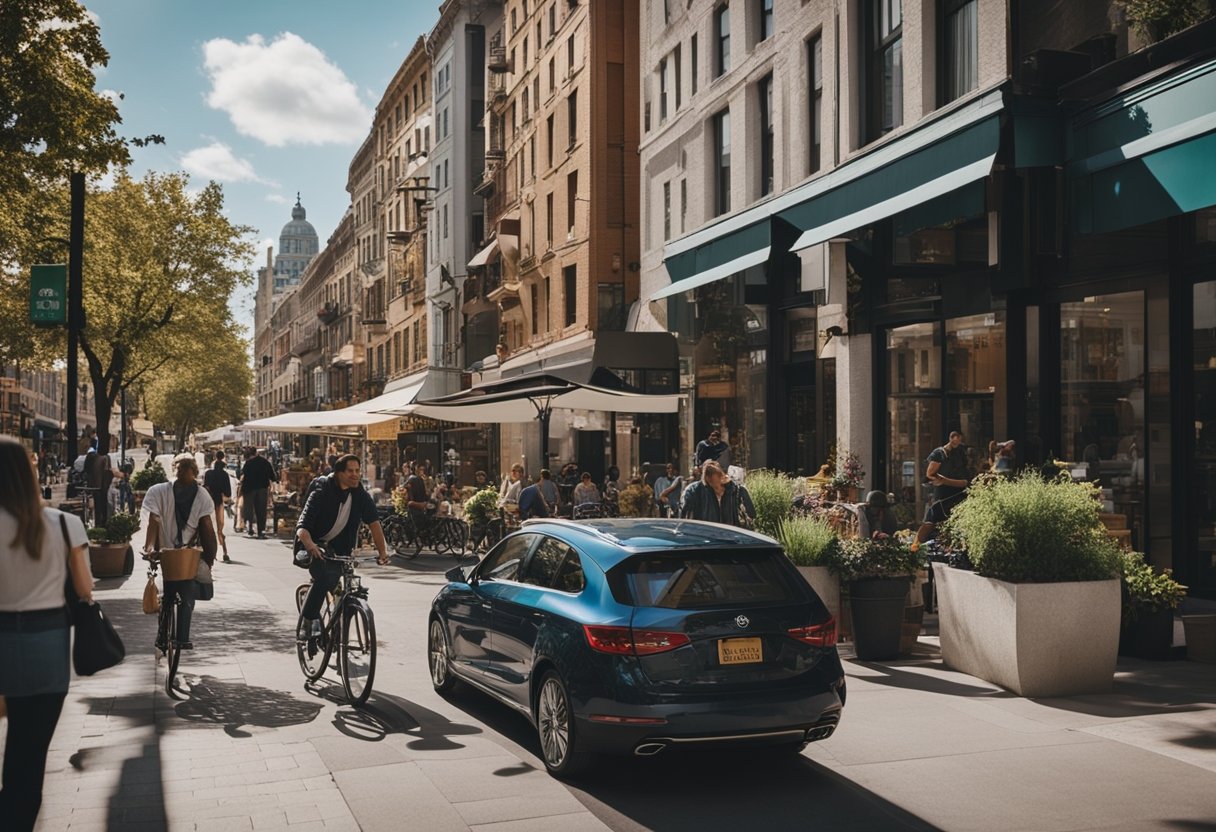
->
[61,515,126,676]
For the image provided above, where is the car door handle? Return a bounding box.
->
[530,611,549,621]
[480,602,492,611]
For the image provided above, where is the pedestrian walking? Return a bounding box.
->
[679,461,752,527]
[142,455,218,650]
[204,450,233,562]
[0,438,94,832]
[915,430,971,547]
[238,447,276,539]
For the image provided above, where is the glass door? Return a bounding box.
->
[946,312,1006,474]
[1192,281,1216,589]
[888,322,942,523]
[1060,292,1146,550]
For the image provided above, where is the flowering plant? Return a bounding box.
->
[830,449,865,489]
[829,534,923,582]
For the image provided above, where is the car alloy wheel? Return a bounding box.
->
[537,675,570,769]
[429,618,454,692]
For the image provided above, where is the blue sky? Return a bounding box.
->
[84,0,439,327]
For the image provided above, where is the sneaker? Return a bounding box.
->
[223,554,232,563]
[257,533,266,540]
[296,619,322,641]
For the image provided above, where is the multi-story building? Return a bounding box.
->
[0,366,65,451]
[639,0,1216,597]
[471,0,675,479]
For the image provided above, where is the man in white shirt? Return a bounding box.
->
[143,455,217,649]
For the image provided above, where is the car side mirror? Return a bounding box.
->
[445,565,470,584]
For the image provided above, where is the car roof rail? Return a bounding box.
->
[521,517,622,545]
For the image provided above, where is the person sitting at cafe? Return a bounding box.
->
[517,475,550,521]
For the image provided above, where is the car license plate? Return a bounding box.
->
[717,637,763,665]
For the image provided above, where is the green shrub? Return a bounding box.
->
[104,511,141,542]
[1119,551,1187,626]
[130,459,167,491]
[745,470,798,537]
[777,516,839,567]
[86,527,110,544]
[830,536,922,582]
[942,473,1121,583]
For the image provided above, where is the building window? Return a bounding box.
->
[713,109,731,216]
[674,44,682,110]
[547,113,555,166]
[549,56,556,91]
[659,58,668,122]
[529,135,536,181]
[691,33,698,94]
[866,0,903,141]
[531,285,540,335]
[758,74,773,196]
[663,0,670,24]
[809,34,823,174]
[567,89,578,147]
[511,7,517,33]
[663,180,672,241]
[523,88,529,120]
[942,0,978,104]
[567,35,575,72]
[549,2,556,36]
[523,35,529,68]
[563,265,577,326]
[546,192,554,247]
[596,283,625,332]
[760,0,774,41]
[443,204,449,239]
[567,170,578,236]
[680,178,687,233]
[714,5,730,78]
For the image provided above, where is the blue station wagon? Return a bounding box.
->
[428,518,846,777]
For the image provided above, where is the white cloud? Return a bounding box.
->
[180,142,272,185]
[202,32,371,147]
[265,193,291,205]
[99,88,122,103]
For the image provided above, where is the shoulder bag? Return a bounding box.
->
[60,514,126,676]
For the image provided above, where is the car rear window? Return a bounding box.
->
[608,548,804,609]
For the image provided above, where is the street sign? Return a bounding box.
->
[30,264,67,326]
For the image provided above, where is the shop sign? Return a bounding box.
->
[30,264,67,326]
[366,418,401,442]
[698,381,736,399]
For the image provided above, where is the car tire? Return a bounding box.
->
[534,670,591,779]
[428,617,457,694]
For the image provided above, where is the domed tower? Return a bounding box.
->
[273,194,319,293]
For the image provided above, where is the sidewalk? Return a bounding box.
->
[26,535,610,832]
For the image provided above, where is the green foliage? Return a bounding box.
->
[104,511,141,543]
[618,482,653,517]
[144,323,253,446]
[1119,551,1187,626]
[1124,0,1211,41]
[745,470,799,537]
[130,458,167,491]
[942,473,1121,583]
[829,535,923,582]
[463,487,500,527]
[86,527,109,544]
[777,516,839,567]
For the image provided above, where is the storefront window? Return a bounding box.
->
[1060,292,1145,550]
[946,313,1006,473]
[888,322,941,522]
[1193,281,1216,581]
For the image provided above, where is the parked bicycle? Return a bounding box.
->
[382,509,469,559]
[295,547,377,706]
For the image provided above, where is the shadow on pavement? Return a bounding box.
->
[302,681,486,752]
[848,658,1014,698]
[1028,659,1216,719]
[174,675,323,738]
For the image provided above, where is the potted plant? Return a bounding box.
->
[87,511,142,578]
[129,458,167,504]
[1124,0,1209,43]
[830,535,922,661]
[778,515,841,625]
[617,479,654,517]
[830,449,865,503]
[936,473,1122,696]
[463,487,500,549]
[1118,551,1186,660]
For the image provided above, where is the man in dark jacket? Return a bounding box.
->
[517,475,550,520]
[295,455,388,641]
[238,447,277,539]
[679,461,752,528]
[694,429,729,467]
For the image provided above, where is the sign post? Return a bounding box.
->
[29,264,67,326]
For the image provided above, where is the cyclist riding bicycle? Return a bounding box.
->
[142,455,218,650]
[296,455,389,642]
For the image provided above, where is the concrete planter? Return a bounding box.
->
[933,564,1120,697]
[796,566,840,625]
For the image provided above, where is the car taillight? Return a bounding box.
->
[583,625,690,656]
[788,617,837,647]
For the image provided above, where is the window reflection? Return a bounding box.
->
[1193,282,1216,577]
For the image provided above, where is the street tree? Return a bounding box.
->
[143,324,252,450]
[74,171,253,453]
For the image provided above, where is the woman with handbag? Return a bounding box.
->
[142,454,218,650]
[0,436,93,831]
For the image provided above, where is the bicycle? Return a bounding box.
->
[295,548,377,706]
[144,551,188,695]
[383,509,469,559]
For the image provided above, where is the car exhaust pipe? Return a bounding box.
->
[805,725,835,742]
[633,742,668,757]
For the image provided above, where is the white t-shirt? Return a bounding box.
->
[144,481,215,549]
[0,507,90,612]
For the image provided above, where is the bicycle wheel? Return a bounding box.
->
[341,601,377,707]
[163,603,181,695]
[445,520,468,559]
[296,591,334,682]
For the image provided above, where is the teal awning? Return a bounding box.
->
[655,87,1004,292]
[1069,57,1216,234]
[651,245,770,301]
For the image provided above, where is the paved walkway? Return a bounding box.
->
[8,530,1216,831]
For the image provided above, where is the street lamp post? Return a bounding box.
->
[66,172,85,459]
